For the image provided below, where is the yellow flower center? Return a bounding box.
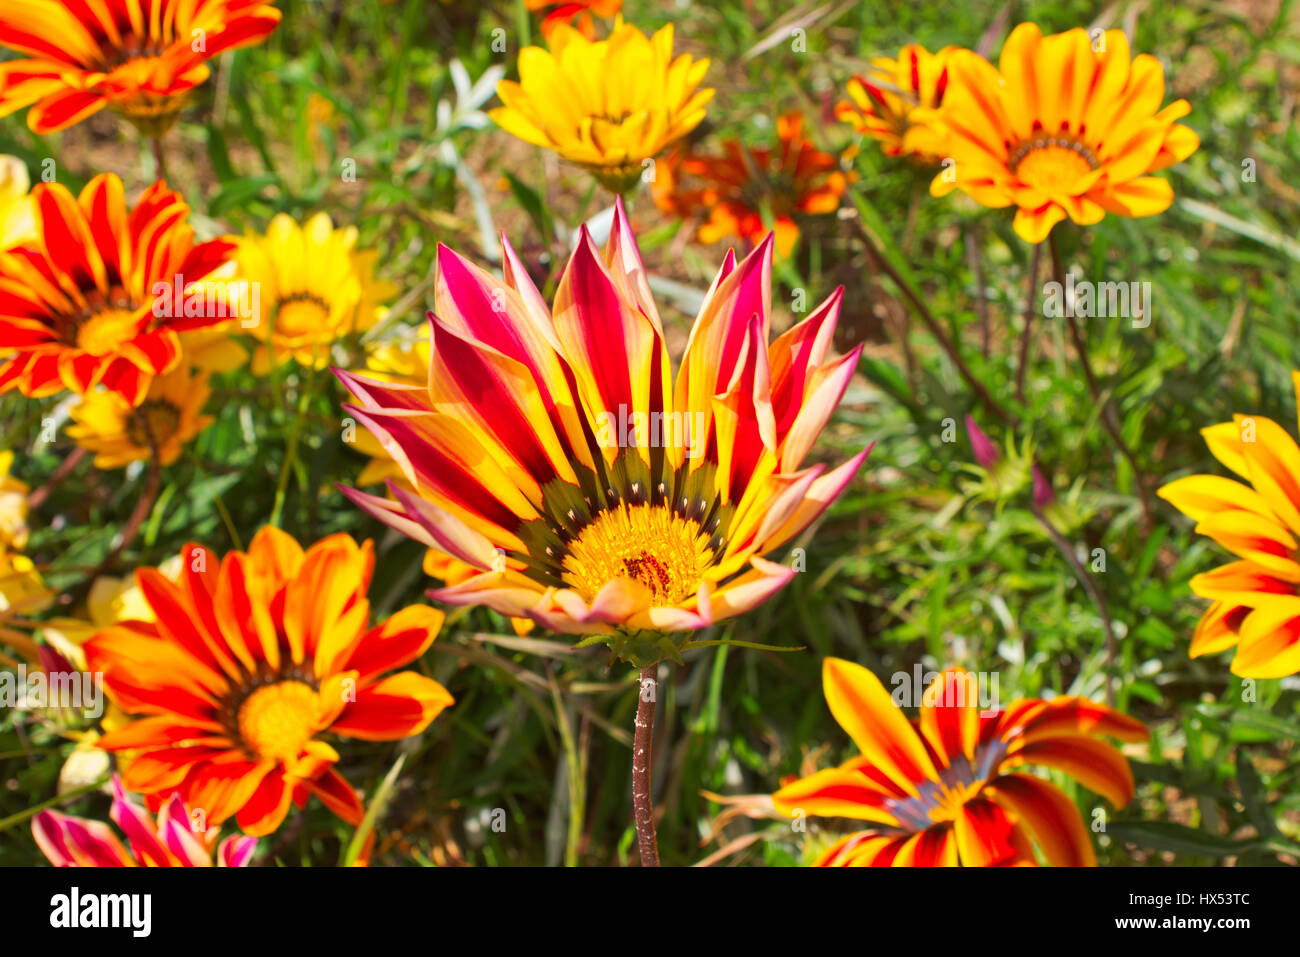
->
[274,294,335,338]
[236,681,319,762]
[76,308,141,356]
[926,779,985,824]
[126,399,181,449]
[561,503,713,606]
[1008,132,1099,187]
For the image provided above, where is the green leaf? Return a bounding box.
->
[1106,821,1256,858]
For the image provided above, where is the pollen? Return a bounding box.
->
[236,681,320,762]
[76,308,141,356]
[274,293,334,336]
[126,399,182,449]
[926,779,985,824]
[562,503,713,606]
[1007,133,1099,187]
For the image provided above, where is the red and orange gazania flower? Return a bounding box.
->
[33,775,257,867]
[339,199,868,664]
[0,0,282,135]
[651,112,848,259]
[0,174,236,406]
[836,44,956,163]
[772,659,1148,866]
[525,0,621,39]
[83,526,453,836]
[917,23,1199,243]
[1158,371,1300,678]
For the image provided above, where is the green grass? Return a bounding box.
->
[2,0,1299,866]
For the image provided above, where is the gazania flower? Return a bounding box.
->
[350,324,432,487]
[1158,371,1300,678]
[349,325,536,637]
[228,212,395,373]
[0,0,281,135]
[34,775,257,867]
[491,22,713,193]
[68,365,214,469]
[651,112,847,259]
[84,527,453,836]
[526,0,621,39]
[836,44,956,163]
[918,23,1199,243]
[772,659,1148,866]
[0,155,36,250]
[0,174,236,406]
[339,199,868,663]
[0,448,30,551]
[0,550,50,620]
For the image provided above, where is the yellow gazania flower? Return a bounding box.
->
[1158,371,1300,678]
[231,212,396,373]
[67,366,214,470]
[835,44,957,163]
[0,155,36,250]
[491,21,713,192]
[0,449,30,552]
[179,324,250,374]
[919,23,1199,243]
[0,550,51,622]
[0,542,48,661]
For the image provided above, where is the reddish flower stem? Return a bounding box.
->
[632,665,659,867]
[27,447,90,510]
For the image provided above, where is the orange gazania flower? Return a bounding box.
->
[525,0,621,39]
[652,113,848,259]
[0,0,282,135]
[0,174,236,406]
[836,44,956,163]
[339,199,868,662]
[919,23,1199,243]
[773,659,1148,866]
[1158,371,1300,678]
[83,527,453,836]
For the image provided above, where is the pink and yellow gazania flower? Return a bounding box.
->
[772,659,1148,866]
[917,23,1200,243]
[0,174,236,406]
[651,112,849,259]
[835,44,956,163]
[34,775,257,867]
[0,0,281,135]
[1158,371,1300,678]
[83,527,453,836]
[348,325,535,637]
[339,200,868,662]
